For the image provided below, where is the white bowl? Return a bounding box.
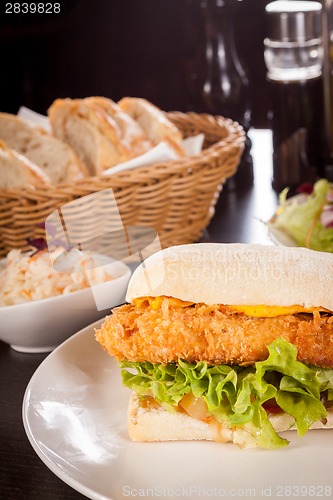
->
[0,258,131,353]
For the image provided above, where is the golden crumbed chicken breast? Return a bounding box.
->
[95,297,333,367]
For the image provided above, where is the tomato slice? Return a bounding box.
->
[262,398,283,415]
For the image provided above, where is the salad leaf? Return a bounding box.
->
[120,338,333,449]
[272,179,333,252]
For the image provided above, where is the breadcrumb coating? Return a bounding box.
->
[95,298,333,367]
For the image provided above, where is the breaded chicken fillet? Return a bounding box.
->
[96,298,333,367]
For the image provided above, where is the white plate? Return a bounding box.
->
[266,221,299,247]
[23,320,333,500]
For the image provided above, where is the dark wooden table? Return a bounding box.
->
[0,130,278,499]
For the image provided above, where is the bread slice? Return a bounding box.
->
[48,97,152,175]
[85,96,153,154]
[118,97,185,156]
[0,112,87,184]
[128,393,333,449]
[0,140,51,188]
[128,393,228,443]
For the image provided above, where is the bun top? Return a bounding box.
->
[126,243,333,311]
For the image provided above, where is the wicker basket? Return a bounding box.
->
[0,112,245,258]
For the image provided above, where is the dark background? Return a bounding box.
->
[0,0,272,128]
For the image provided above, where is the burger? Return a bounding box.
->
[95,243,333,449]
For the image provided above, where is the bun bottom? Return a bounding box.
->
[128,394,333,448]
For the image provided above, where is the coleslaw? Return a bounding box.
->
[0,248,113,306]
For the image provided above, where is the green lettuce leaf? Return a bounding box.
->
[120,338,333,449]
[276,381,325,436]
[272,178,333,252]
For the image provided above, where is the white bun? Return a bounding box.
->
[126,243,333,311]
[128,393,333,449]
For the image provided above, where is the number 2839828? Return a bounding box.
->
[5,3,61,14]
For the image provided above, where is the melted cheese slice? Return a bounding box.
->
[228,305,326,318]
[133,296,193,310]
[133,296,327,317]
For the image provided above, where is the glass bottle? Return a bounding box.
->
[264,1,326,192]
[186,0,253,190]
[322,0,333,181]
